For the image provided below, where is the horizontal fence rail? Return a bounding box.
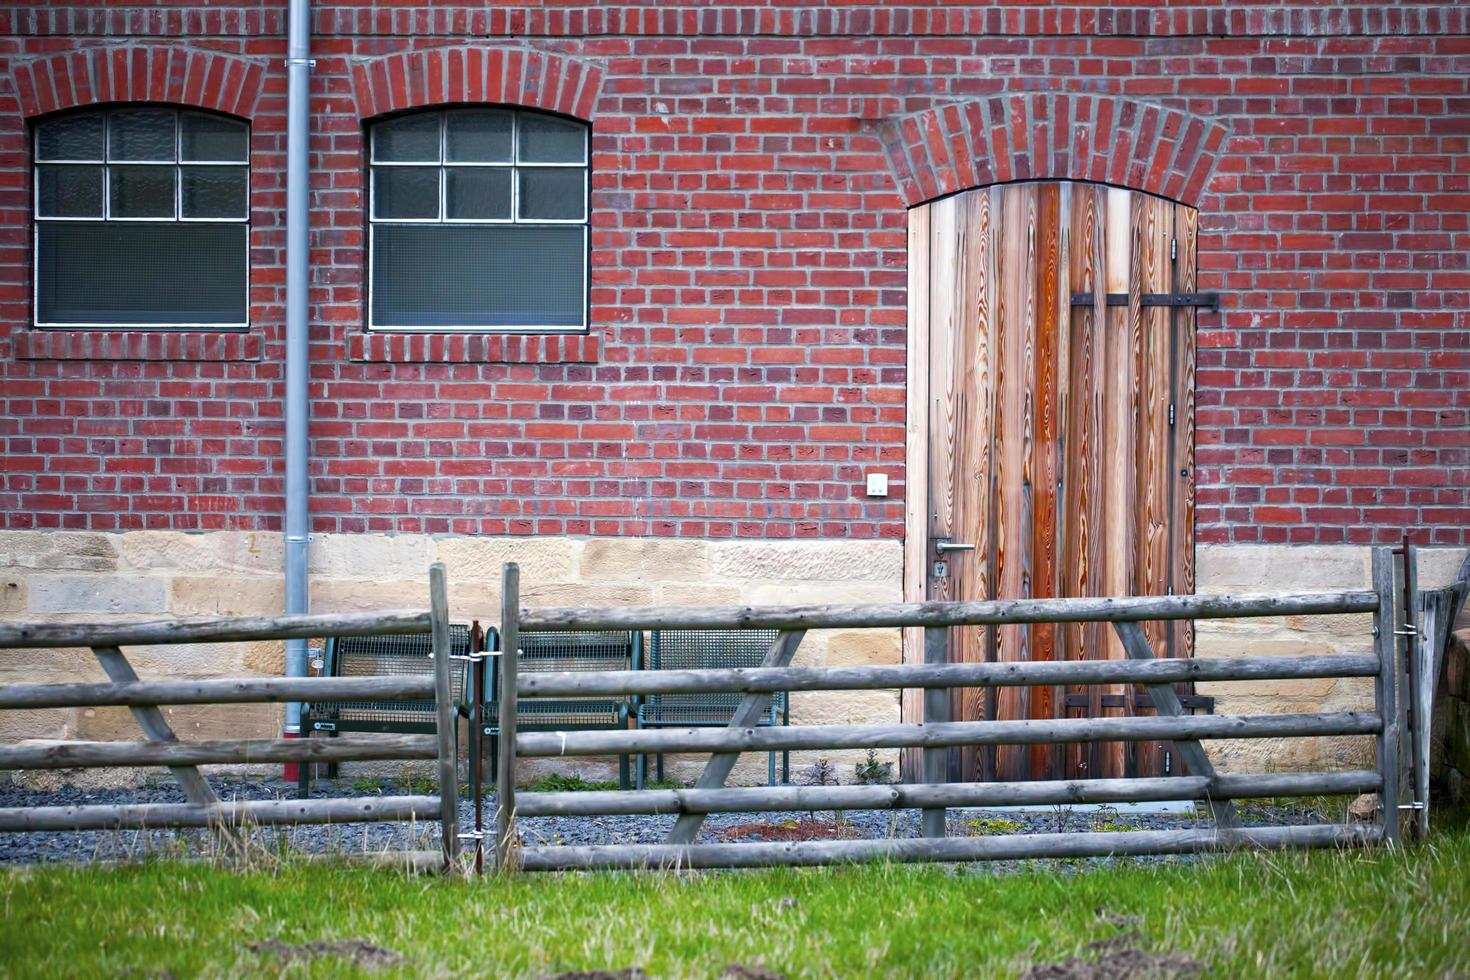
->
[486,554,1410,874]
[517,590,1378,632]
[0,609,432,650]
[0,735,438,770]
[0,795,441,833]
[516,770,1382,818]
[519,824,1382,872]
[0,675,436,711]
[517,653,1381,699]
[516,711,1381,758]
[0,568,461,870]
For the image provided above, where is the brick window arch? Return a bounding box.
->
[350,46,604,123]
[10,46,265,120]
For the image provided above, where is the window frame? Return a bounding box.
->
[366,107,590,334]
[31,106,252,331]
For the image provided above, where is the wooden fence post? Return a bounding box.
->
[921,626,948,838]
[495,562,521,873]
[429,562,460,870]
[1371,546,1401,846]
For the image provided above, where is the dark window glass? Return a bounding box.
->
[519,168,585,221]
[374,167,440,219]
[181,113,248,162]
[37,223,247,325]
[37,165,103,218]
[517,114,586,163]
[372,114,440,162]
[35,114,104,161]
[109,166,176,218]
[446,168,512,220]
[181,166,248,219]
[371,225,584,328]
[446,109,513,163]
[33,108,250,327]
[368,108,589,331]
[108,110,176,161]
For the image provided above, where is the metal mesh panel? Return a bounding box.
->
[313,625,469,726]
[484,630,634,730]
[640,629,785,727]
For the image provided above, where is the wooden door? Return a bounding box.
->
[906,181,1198,783]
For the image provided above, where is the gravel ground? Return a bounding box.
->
[0,777,1335,867]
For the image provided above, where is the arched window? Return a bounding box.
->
[368,107,588,331]
[33,107,249,328]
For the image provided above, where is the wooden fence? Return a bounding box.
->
[487,547,1409,872]
[0,565,461,871]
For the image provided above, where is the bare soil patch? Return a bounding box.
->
[245,937,403,969]
[715,819,861,842]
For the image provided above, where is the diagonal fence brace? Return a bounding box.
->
[1110,623,1239,829]
[665,629,806,845]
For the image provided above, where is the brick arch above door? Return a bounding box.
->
[880,93,1228,209]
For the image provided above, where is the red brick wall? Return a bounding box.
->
[1,3,1466,546]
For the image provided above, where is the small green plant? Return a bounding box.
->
[963,816,1025,836]
[1089,805,1139,833]
[349,776,385,794]
[525,773,621,793]
[402,774,437,795]
[853,749,894,785]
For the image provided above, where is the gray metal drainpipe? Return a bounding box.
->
[282,0,312,767]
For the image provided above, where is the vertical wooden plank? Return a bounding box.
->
[993,183,1034,782]
[901,204,931,782]
[926,196,961,780]
[429,562,460,870]
[1063,183,1106,781]
[1100,186,1133,779]
[1134,193,1173,779]
[979,183,1005,782]
[952,187,998,781]
[1029,181,1062,780]
[495,562,520,872]
[1169,202,1199,664]
[927,194,962,599]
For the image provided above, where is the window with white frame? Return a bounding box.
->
[368,107,588,331]
[33,107,249,328]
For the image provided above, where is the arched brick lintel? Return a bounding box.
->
[11,45,265,120]
[351,45,604,122]
[881,93,1228,208]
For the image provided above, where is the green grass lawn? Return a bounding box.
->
[2,825,1467,979]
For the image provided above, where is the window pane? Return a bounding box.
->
[181,113,248,162]
[371,224,585,328]
[517,113,586,163]
[182,166,248,218]
[446,109,513,163]
[518,167,585,220]
[372,114,440,162]
[109,166,176,218]
[373,167,439,219]
[446,167,511,219]
[36,165,103,218]
[36,114,104,161]
[108,109,177,161]
[36,222,247,325]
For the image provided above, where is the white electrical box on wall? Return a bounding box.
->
[866,472,889,497]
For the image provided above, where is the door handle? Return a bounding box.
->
[934,539,976,554]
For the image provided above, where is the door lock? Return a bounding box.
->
[934,539,976,555]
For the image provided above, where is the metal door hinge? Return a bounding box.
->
[1168,402,1175,426]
